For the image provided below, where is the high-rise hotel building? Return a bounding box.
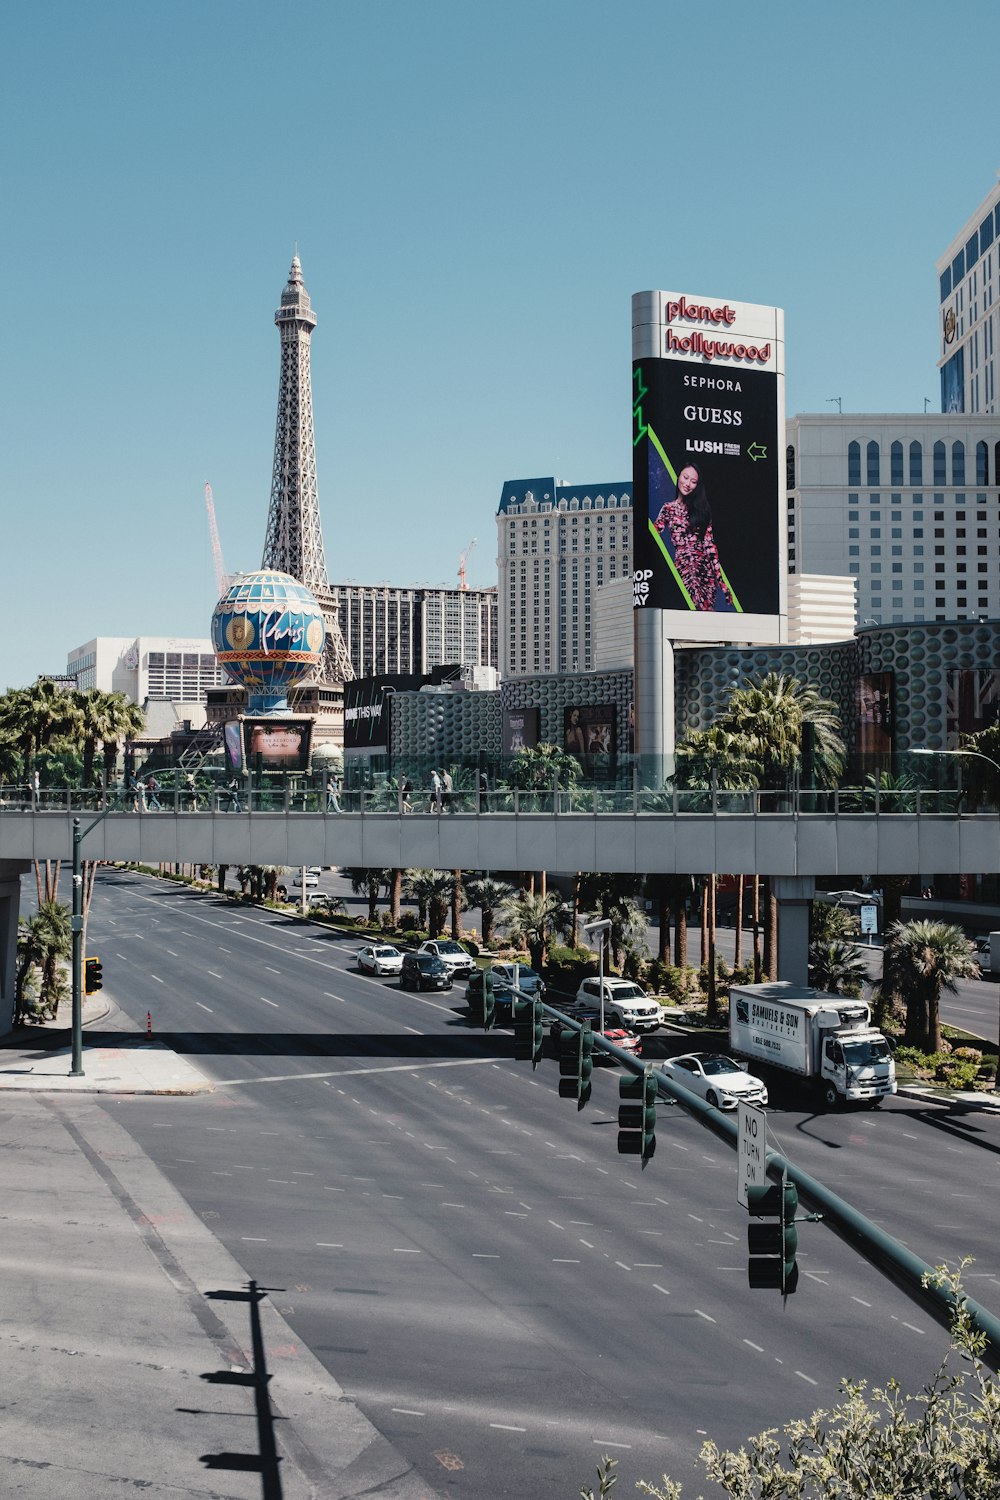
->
[497,477,632,677]
[937,175,1000,415]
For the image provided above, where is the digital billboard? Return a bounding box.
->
[502,707,539,753]
[223,721,243,772]
[857,673,894,756]
[343,666,461,751]
[632,291,783,620]
[242,718,313,772]
[946,669,1000,747]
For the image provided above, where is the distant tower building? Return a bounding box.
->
[261,255,353,681]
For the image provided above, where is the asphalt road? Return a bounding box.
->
[78,870,990,1497]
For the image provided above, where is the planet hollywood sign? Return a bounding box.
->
[663,296,771,363]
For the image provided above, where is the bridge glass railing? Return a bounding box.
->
[3,749,999,816]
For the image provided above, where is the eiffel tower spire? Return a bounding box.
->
[261,255,353,681]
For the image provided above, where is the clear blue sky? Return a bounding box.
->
[3,0,999,690]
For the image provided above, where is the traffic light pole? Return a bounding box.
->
[70,808,109,1077]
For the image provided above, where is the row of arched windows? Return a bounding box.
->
[845,438,992,489]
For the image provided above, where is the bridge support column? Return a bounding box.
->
[772,875,816,988]
[0,861,30,1035]
[634,612,675,768]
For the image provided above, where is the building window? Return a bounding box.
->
[952,441,966,486]
[934,441,946,485]
[786,444,795,490]
[909,440,923,485]
[848,441,861,486]
[866,440,880,486]
[890,441,903,485]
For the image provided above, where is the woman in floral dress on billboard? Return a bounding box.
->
[653,463,737,612]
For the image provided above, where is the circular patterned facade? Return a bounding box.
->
[211,570,325,713]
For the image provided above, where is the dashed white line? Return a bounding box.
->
[473,1253,500,1259]
[852,1296,872,1307]
[393,1248,420,1254]
[196,1002,214,1013]
[594,1439,631,1449]
[206,970,223,979]
[260,997,279,1007]
[392,1408,424,1417]
[491,1423,527,1433]
[694,1309,715,1323]
[241,1237,267,1242]
[796,1371,818,1386]
[743,1339,764,1352]
[316,1242,342,1248]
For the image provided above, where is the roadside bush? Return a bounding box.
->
[659,965,703,1003]
[399,912,421,932]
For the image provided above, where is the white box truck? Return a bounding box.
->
[729,982,896,1109]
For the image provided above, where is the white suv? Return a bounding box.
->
[574,978,660,1033]
[417,939,475,979]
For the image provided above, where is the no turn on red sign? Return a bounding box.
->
[737,1100,767,1208]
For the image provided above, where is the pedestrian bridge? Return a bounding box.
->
[0,787,997,878]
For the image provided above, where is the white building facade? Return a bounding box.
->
[67,636,229,736]
[787,413,1000,626]
[937,176,1000,415]
[497,477,632,678]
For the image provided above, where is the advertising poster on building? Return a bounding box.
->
[632,294,781,617]
[502,707,539,754]
[242,718,313,772]
[946,669,1000,747]
[564,703,616,766]
[941,348,965,414]
[223,721,243,772]
[857,673,894,755]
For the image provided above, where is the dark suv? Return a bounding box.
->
[400,952,454,992]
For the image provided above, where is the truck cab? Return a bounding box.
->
[820,1028,895,1108]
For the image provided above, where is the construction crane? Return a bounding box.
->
[204,483,229,598]
[458,537,477,591]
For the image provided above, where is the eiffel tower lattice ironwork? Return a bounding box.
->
[261,254,353,682]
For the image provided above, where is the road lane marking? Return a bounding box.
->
[394,1248,420,1254]
[316,1242,342,1248]
[393,1408,425,1417]
[196,1002,214,1013]
[694,1309,715,1322]
[594,1440,631,1449]
[473,1254,499,1258]
[241,1237,267,1242]
[852,1296,872,1307]
[491,1424,526,1432]
[260,997,279,1007]
[553,1258,580,1263]
[215,1058,498,1086]
[796,1372,818,1385]
[207,971,223,978]
[743,1340,764,1352]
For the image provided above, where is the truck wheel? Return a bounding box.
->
[823,1082,840,1109]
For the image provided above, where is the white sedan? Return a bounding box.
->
[661,1052,768,1110]
[357,944,405,977]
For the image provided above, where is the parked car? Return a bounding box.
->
[467,963,544,1021]
[357,944,404,976]
[573,977,661,1033]
[661,1052,768,1110]
[549,1008,642,1063]
[417,939,475,978]
[400,952,454,992]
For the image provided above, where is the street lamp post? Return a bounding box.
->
[582,918,612,1032]
[70,807,110,1077]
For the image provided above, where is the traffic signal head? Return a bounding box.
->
[747,1177,798,1293]
[513,996,543,1065]
[482,968,495,1031]
[618,1067,657,1162]
[84,956,103,994]
[557,1019,592,1107]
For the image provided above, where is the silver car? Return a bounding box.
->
[357,944,404,976]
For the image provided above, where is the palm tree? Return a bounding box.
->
[503,743,582,808]
[72,689,134,788]
[885,919,980,1053]
[405,869,437,930]
[15,901,72,1022]
[346,867,391,924]
[500,889,565,972]
[724,672,846,788]
[0,679,80,782]
[464,876,515,950]
[99,696,147,786]
[808,939,867,997]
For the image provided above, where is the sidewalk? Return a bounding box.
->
[0,1001,443,1499]
[0,995,214,1095]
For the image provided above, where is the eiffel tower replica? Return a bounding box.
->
[261,254,354,683]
